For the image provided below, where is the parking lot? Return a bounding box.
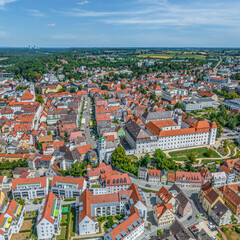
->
[194,220,218,238]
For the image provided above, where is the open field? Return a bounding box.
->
[139,53,206,59]
[20,219,34,231]
[11,232,31,240]
[0,58,8,61]
[169,147,221,161]
[224,227,240,240]
[57,225,67,240]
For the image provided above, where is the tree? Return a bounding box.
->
[47,130,52,135]
[101,85,109,90]
[188,153,196,163]
[35,95,44,104]
[157,229,163,235]
[121,84,126,90]
[174,102,184,111]
[70,87,76,93]
[140,153,151,167]
[33,198,38,204]
[78,84,83,90]
[204,149,214,157]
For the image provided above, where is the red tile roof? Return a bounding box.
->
[12,177,47,190]
[52,176,85,189]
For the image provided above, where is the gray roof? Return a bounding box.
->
[211,200,229,218]
[125,121,150,142]
[169,220,195,240]
[176,191,190,209]
[142,111,173,121]
[198,229,211,240]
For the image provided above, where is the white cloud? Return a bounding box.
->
[0,0,17,8]
[47,23,56,27]
[77,1,89,5]
[27,9,45,17]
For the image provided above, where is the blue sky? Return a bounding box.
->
[0,0,240,47]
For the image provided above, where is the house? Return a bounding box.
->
[220,165,235,184]
[104,173,132,194]
[36,192,62,240]
[169,220,195,240]
[138,167,148,181]
[211,172,227,186]
[218,185,240,217]
[28,154,55,169]
[210,200,232,226]
[175,171,202,188]
[167,172,176,186]
[148,168,161,183]
[197,167,212,184]
[87,163,113,182]
[0,200,25,240]
[197,229,212,240]
[12,167,30,179]
[161,169,168,185]
[12,177,48,199]
[51,176,87,199]
[154,202,175,228]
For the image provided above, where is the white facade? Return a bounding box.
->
[211,172,227,186]
[79,216,97,235]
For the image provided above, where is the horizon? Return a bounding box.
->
[1,0,240,47]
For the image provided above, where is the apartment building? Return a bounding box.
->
[36,192,62,240]
[77,184,147,236]
[220,165,235,184]
[51,176,87,199]
[138,167,148,180]
[211,172,227,186]
[0,200,24,240]
[12,177,48,199]
[104,206,144,240]
[104,173,132,194]
[148,168,161,183]
[175,171,202,188]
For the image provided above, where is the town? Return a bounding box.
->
[0,48,240,240]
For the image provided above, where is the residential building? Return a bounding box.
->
[210,200,232,226]
[12,177,48,199]
[0,200,24,240]
[161,169,168,185]
[51,176,87,199]
[148,168,161,183]
[220,165,235,184]
[138,167,148,180]
[197,229,212,240]
[175,171,202,188]
[87,163,113,182]
[36,192,62,240]
[211,172,227,186]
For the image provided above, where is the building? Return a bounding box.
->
[148,168,161,183]
[218,185,240,217]
[220,165,235,184]
[210,200,232,226]
[161,169,168,185]
[175,171,202,188]
[77,184,147,236]
[197,229,212,240]
[12,177,48,199]
[87,163,113,182]
[138,167,148,181]
[104,206,144,240]
[211,172,227,186]
[36,192,62,240]
[125,109,217,154]
[183,98,215,111]
[154,202,175,228]
[197,167,212,184]
[0,200,24,240]
[222,98,240,111]
[104,173,132,194]
[51,176,87,199]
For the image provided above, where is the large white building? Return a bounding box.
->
[36,192,62,240]
[0,200,25,240]
[125,109,217,154]
[12,177,48,200]
[77,184,147,237]
[51,176,87,199]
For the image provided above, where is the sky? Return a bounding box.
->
[0,0,240,48]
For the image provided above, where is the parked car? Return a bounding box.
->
[191,226,196,230]
[188,216,192,220]
[193,229,199,233]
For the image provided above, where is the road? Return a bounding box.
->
[82,96,97,149]
[213,57,222,75]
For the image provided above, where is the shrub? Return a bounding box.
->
[221,227,227,232]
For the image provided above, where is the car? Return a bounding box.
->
[193,229,199,233]
[195,232,200,236]
[188,216,192,220]
[191,226,196,230]
[145,184,151,188]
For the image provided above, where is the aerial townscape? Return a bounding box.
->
[0,48,240,240]
[1,0,240,239]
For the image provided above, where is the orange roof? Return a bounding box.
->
[20,90,34,100]
[12,177,47,190]
[76,144,91,155]
[167,172,176,182]
[52,176,85,189]
[154,202,173,219]
[105,173,131,186]
[37,192,58,224]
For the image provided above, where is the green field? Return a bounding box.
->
[0,57,8,61]
[169,147,221,161]
[139,53,206,59]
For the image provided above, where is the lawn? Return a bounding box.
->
[11,232,30,240]
[169,147,221,161]
[57,225,67,240]
[69,207,76,237]
[223,227,240,240]
[24,211,37,219]
[20,219,34,231]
